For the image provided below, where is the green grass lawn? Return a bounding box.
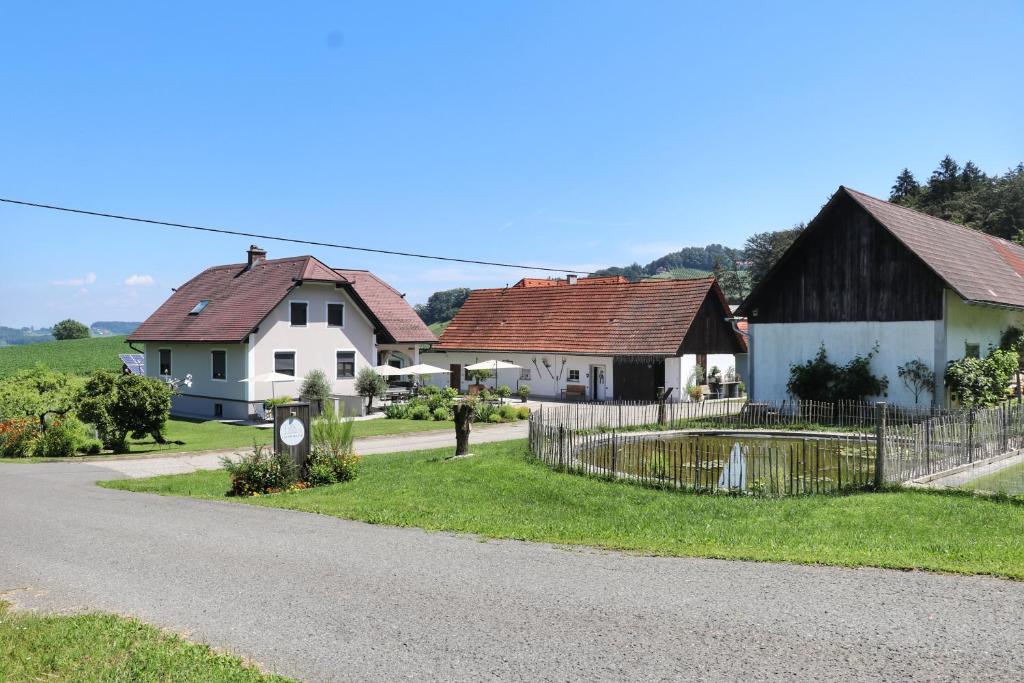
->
[0,416,456,462]
[0,335,128,378]
[0,601,292,682]
[103,440,1024,579]
[961,461,1024,496]
[428,320,450,336]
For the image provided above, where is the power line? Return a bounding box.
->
[0,196,594,275]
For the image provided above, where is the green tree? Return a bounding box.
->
[744,224,805,290]
[77,371,172,453]
[944,348,1018,407]
[354,367,388,412]
[52,319,90,340]
[414,288,471,325]
[0,365,80,429]
[299,369,331,410]
[889,168,921,202]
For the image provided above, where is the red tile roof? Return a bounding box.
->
[129,255,429,344]
[842,187,1024,309]
[334,269,436,343]
[434,277,742,356]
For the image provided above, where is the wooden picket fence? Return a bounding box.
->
[882,403,1024,483]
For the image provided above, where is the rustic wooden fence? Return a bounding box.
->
[527,418,876,496]
[537,398,942,433]
[529,399,1024,494]
[881,403,1024,483]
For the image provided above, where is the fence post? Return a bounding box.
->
[967,408,976,463]
[874,401,887,488]
[610,430,618,476]
[558,425,565,469]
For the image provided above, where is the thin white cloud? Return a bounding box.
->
[124,274,155,286]
[50,272,97,287]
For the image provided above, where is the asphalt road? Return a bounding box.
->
[2,458,1023,681]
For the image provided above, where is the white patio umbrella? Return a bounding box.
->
[465,359,521,391]
[403,363,452,375]
[373,364,408,377]
[238,371,296,400]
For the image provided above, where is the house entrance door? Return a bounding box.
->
[449,364,462,390]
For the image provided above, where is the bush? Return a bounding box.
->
[79,438,103,455]
[311,404,355,459]
[77,371,173,453]
[33,416,87,457]
[355,367,388,411]
[496,385,512,402]
[787,344,888,402]
[264,396,292,410]
[945,348,1019,406]
[516,406,530,420]
[305,456,338,487]
[419,385,440,397]
[300,369,332,407]
[487,412,502,423]
[498,404,519,421]
[221,444,298,496]
[384,403,409,419]
[0,418,39,457]
[408,404,432,420]
[432,406,451,421]
[475,402,495,422]
[517,385,530,402]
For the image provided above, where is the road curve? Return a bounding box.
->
[1,456,1023,682]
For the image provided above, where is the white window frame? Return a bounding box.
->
[335,348,357,380]
[568,369,581,382]
[210,348,227,382]
[158,348,172,377]
[273,349,297,377]
[326,301,345,328]
[520,368,531,381]
[289,300,309,328]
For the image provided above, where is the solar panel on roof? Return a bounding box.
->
[119,353,146,375]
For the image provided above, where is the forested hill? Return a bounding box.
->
[590,244,743,281]
[889,156,1024,241]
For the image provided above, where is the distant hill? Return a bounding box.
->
[0,335,128,378]
[91,321,141,336]
[428,320,450,337]
[0,326,54,346]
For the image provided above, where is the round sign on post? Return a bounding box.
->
[279,416,305,447]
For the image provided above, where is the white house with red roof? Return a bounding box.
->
[128,246,434,419]
[421,276,746,401]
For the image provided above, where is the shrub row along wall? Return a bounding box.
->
[528,415,877,497]
[882,403,1024,484]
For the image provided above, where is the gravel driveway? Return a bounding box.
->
[2,455,1023,682]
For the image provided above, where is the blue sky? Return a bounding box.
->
[1,1,1021,327]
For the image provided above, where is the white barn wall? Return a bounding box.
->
[945,291,1024,364]
[749,320,939,406]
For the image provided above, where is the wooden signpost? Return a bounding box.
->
[273,401,311,475]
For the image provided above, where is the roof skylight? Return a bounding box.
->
[189,300,210,315]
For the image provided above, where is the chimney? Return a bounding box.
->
[566,273,578,285]
[246,245,267,270]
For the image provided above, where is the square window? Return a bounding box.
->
[568,369,580,382]
[327,303,344,327]
[211,350,226,380]
[965,343,981,359]
[336,351,355,379]
[275,351,296,376]
[520,368,531,381]
[290,302,307,327]
[159,349,171,376]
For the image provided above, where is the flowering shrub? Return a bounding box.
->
[32,416,88,457]
[0,418,40,457]
[221,445,298,496]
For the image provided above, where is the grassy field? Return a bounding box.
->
[0,601,292,682]
[1,416,456,461]
[0,335,127,377]
[103,440,1024,579]
[428,320,450,336]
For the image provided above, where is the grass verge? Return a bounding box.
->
[0,601,292,682]
[102,440,1024,579]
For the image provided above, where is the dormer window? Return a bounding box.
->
[189,300,210,315]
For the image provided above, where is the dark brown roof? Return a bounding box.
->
[334,269,435,343]
[129,256,428,344]
[434,277,745,356]
[842,187,1024,309]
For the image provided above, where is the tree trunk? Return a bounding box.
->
[454,403,474,456]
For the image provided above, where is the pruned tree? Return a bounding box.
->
[897,359,936,405]
[453,400,476,456]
